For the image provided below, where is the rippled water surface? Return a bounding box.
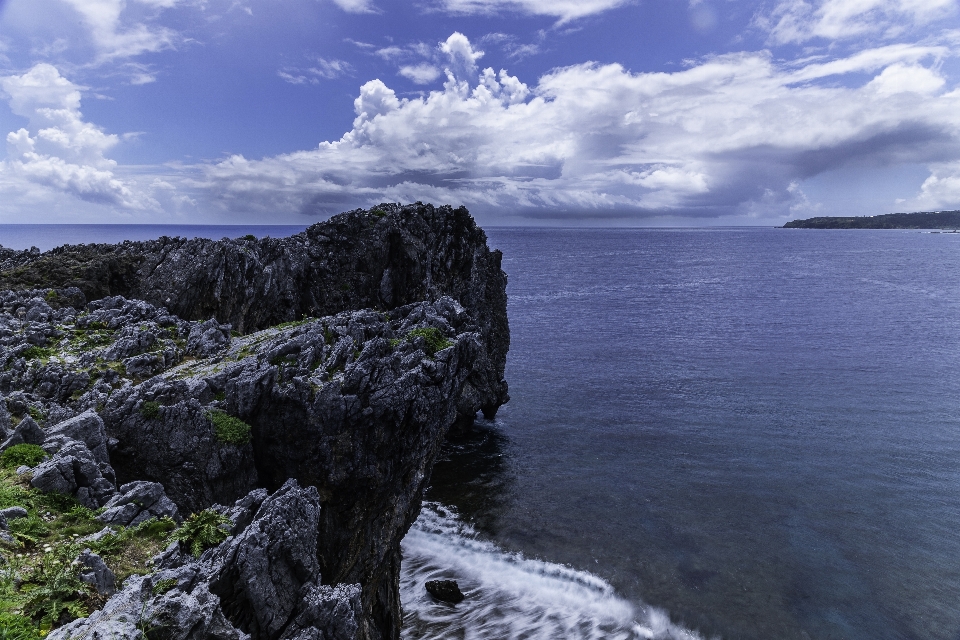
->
[5,224,958,640]
[404,228,960,640]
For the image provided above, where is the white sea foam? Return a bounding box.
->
[400,503,705,640]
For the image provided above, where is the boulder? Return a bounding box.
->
[30,439,117,509]
[0,415,45,450]
[425,580,465,604]
[97,481,180,526]
[78,549,117,596]
[44,410,111,465]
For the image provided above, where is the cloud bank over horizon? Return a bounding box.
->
[0,0,958,224]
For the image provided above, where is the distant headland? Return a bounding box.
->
[783,210,960,229]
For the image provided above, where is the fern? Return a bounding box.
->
[171,510,232,556]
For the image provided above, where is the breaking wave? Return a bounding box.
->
[400,503,705,640]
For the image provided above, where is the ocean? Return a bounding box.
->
[3,225,959,640]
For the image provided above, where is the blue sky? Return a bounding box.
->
[0,0,958,225]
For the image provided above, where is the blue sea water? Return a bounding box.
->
[404,228,960,640]
[3,224,959,639]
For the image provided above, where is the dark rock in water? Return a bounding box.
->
[425,580,465,604]
[52,481,362,640]
[0,203,509,425]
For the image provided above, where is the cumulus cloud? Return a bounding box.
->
[440,32,484,82]
[399,64,442,84]
[57,0,182,61]
[0,64,152,208]
[437,0,632,22]
[907,161,960,210]
[196,33,960,221]
[759,0,958,44]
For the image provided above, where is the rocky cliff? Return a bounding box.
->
[0,203,509,427]
[0,204,509,639]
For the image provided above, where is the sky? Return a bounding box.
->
[0,0,958,226]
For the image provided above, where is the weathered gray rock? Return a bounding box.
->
[44,409,111,465]
[0,415,45,450]
[0,204,509,425]
[54,482,360,640]
[0,506,27,520]
[30,439,117,508]
[188,318,232,356]
[97,481,180,526]
[0,204,511,640]
[78,549,117,596]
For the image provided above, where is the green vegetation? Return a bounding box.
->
[171,510,231,556]
[392,327,453,357]
[152,577,177,595]
[784,210,960,229]
[242,234,257,241]
[26,407,43,423]
[19,347,51,362]
[370,208,388,218]
[43,290,57,303]
[206,410,251,446]
[273,316,313,330]
[0,445,46,470]
[0,467,175,635]
[140,401,160,420]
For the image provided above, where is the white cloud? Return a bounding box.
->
[437,0,632,22]
[399,64,442,84]
[330,0,377,13]
[0,64,152,209]
[760,0,958,44]
[440,32,484,82]
[279,58,352,85]
[58,0,181,61]
[908,161,960,210]
[197,34,960,221]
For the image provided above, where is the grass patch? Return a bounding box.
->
[0,467,175,635]
[19,347,51,362]
[273,317,313,331]
[393,327,453,357]
[26,407,43,423]
[206,410,251,446]
[0,445,47,469]
[140,401,160,420]
[171,510,231,556]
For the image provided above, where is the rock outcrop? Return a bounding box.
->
[52,480,362,640]
[0,204,509,640]
[0,203,509,425]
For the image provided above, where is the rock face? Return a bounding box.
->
[0,203,509,425]
[0,204,510,640]
[52,480,362,640]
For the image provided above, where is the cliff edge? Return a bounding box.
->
[0,202,509,426]
[0,204,509,640]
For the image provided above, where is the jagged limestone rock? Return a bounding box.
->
[78,549,117,596]
[97,481,180,526]
[53,481,361,640]
[0,204,509,425]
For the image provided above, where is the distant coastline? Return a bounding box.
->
[783,210,960,229]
